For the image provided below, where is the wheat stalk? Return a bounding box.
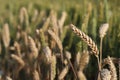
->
[70,24,99,57]
[99,23,109,71]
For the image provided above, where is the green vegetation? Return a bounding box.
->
[0,0,120,80]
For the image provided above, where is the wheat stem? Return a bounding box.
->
[100,37,103,71]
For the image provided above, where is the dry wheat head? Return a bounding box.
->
[70,24,99,57]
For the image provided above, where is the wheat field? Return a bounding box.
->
[0,0,120,80]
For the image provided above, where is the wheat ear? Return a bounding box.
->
[100,69,111,80]
[107,56,117,80]
[70,24,99,57]
[79,50,90,71]
[77,71,87,80]
[50,55,56,80]
[58,65,69,80]
[27,36,38,61]
[2,23,10,48]
[32,69,40,80]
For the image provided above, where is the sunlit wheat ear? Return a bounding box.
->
[58,65,69,80]
[48,30,63,53]
[77,71,86,80]
[42,17,50,32]
[75,52,81,69]
[32,70,40,80]
[65,51,71,60]
[107,56,117,80]
[14,41,21,57]
[48,29,63,60]
[50,10,58,36]
[58,11,67,28]
[11,54,25,70]
[58,11,67,35]
[19,7,28,24]
[31,9,39,22]
[2,23,10,48]
[27,36,38,61]
[100,69,111,80]
[6,76,12,80]
[99,23,109,71]
[99,23,109,38]
[70,24,99,57]
[50,55,56,80]
[43,46,52,63]
[79,50,90,71]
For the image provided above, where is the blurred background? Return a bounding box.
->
[0,0,120,80]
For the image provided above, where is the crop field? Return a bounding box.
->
[0,0,120,80]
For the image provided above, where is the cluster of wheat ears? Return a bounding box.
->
[0,7,119,80]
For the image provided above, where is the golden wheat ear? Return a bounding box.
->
[107,56,117,80]
[2,23,10,48]
[100,69,111,80]
[70,24,99,57]
[79,50,90,71]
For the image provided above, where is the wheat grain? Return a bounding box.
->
[70,24,99,57]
